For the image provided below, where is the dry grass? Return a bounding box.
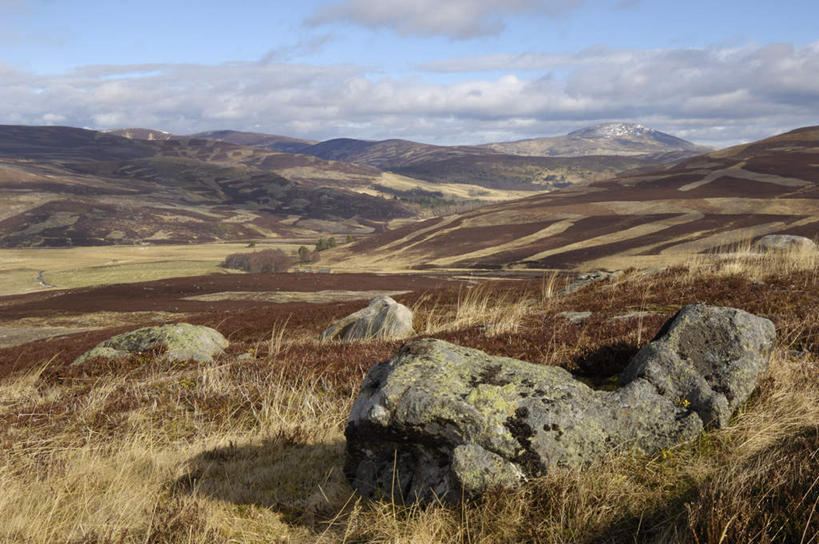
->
[413,275,567,337]
[0,242,307,296]
[683,236,819,282]
[1,247,818,543]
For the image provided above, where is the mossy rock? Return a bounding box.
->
[344,304,775,503]
[72,323,228,365]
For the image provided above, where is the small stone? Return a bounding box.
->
[559,270,623,296]
[322,295,414,341]
[558,311,592,324]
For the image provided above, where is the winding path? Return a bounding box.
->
[36,270,55,288]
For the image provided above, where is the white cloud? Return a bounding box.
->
[308,0,584,39]
[0,42,817,147]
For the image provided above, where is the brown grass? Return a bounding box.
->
[0,247,818,542]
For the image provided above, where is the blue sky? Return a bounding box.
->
[1,0,818,146]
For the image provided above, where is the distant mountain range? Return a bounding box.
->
[112,122,707,162]
[327,126,819,271]
[0,122,717,248]
[111,123,708,191]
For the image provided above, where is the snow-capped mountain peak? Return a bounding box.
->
[569,123,657,139]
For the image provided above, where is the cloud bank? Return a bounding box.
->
[308,0,585,38]
[1,41,818,147]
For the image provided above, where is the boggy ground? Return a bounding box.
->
[0,249,817,543]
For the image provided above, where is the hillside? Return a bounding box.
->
[484,122,712,158]
[0,125,413,247]
[186,130,317,154]
[300,138,485,168]
[110,124,707,192]
[328,126,819,270]
[298,132,692,190]
[110,128,317,154]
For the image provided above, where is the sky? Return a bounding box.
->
[1,0,818,147]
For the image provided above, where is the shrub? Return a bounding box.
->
[298,246,320,264]
[315,237,337,252]
[221,249,293,273]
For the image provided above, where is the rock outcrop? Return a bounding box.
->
[559,270,623,296]
[72,323,228,365]
[344,304,775,502]
[754,234,817,253]
[322,295,414,341]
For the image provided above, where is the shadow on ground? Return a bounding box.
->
[171,432,354,526]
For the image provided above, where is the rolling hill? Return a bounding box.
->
[110,128,317,154]
[0,125,413,247]
[327,126,819,271]
[294,127,703,190]
[186,130,317,154]
[112,123,708,192]
[0,122,722,249]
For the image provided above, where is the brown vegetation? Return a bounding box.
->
[328,126,819,271]
[0,247,817,542]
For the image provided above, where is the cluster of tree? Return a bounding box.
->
[297,246,321,263]
[313,235,355,253]
[221,248,293,273]
[315,237,337,251]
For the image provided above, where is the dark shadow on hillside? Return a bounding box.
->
[171,433,353,527]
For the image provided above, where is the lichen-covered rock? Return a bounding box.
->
[344,304,775,502]
[72,323,228,365]
[754,234,817,253]
[620,304,776,427]
[322,295,414,341]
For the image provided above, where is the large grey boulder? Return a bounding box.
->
[73,323,228,365]
[322,295,414,342]
[754,234,817,253]
[344,304,775,502]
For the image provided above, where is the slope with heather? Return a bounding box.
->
[0,125,418,247]
[328,126,819,270]
[296,130,696,190]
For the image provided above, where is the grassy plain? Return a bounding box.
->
[0,241,310,296]
[0,245,817,542]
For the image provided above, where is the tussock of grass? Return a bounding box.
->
[1,245,818,542]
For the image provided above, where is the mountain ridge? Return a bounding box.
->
[483,122,711,158]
